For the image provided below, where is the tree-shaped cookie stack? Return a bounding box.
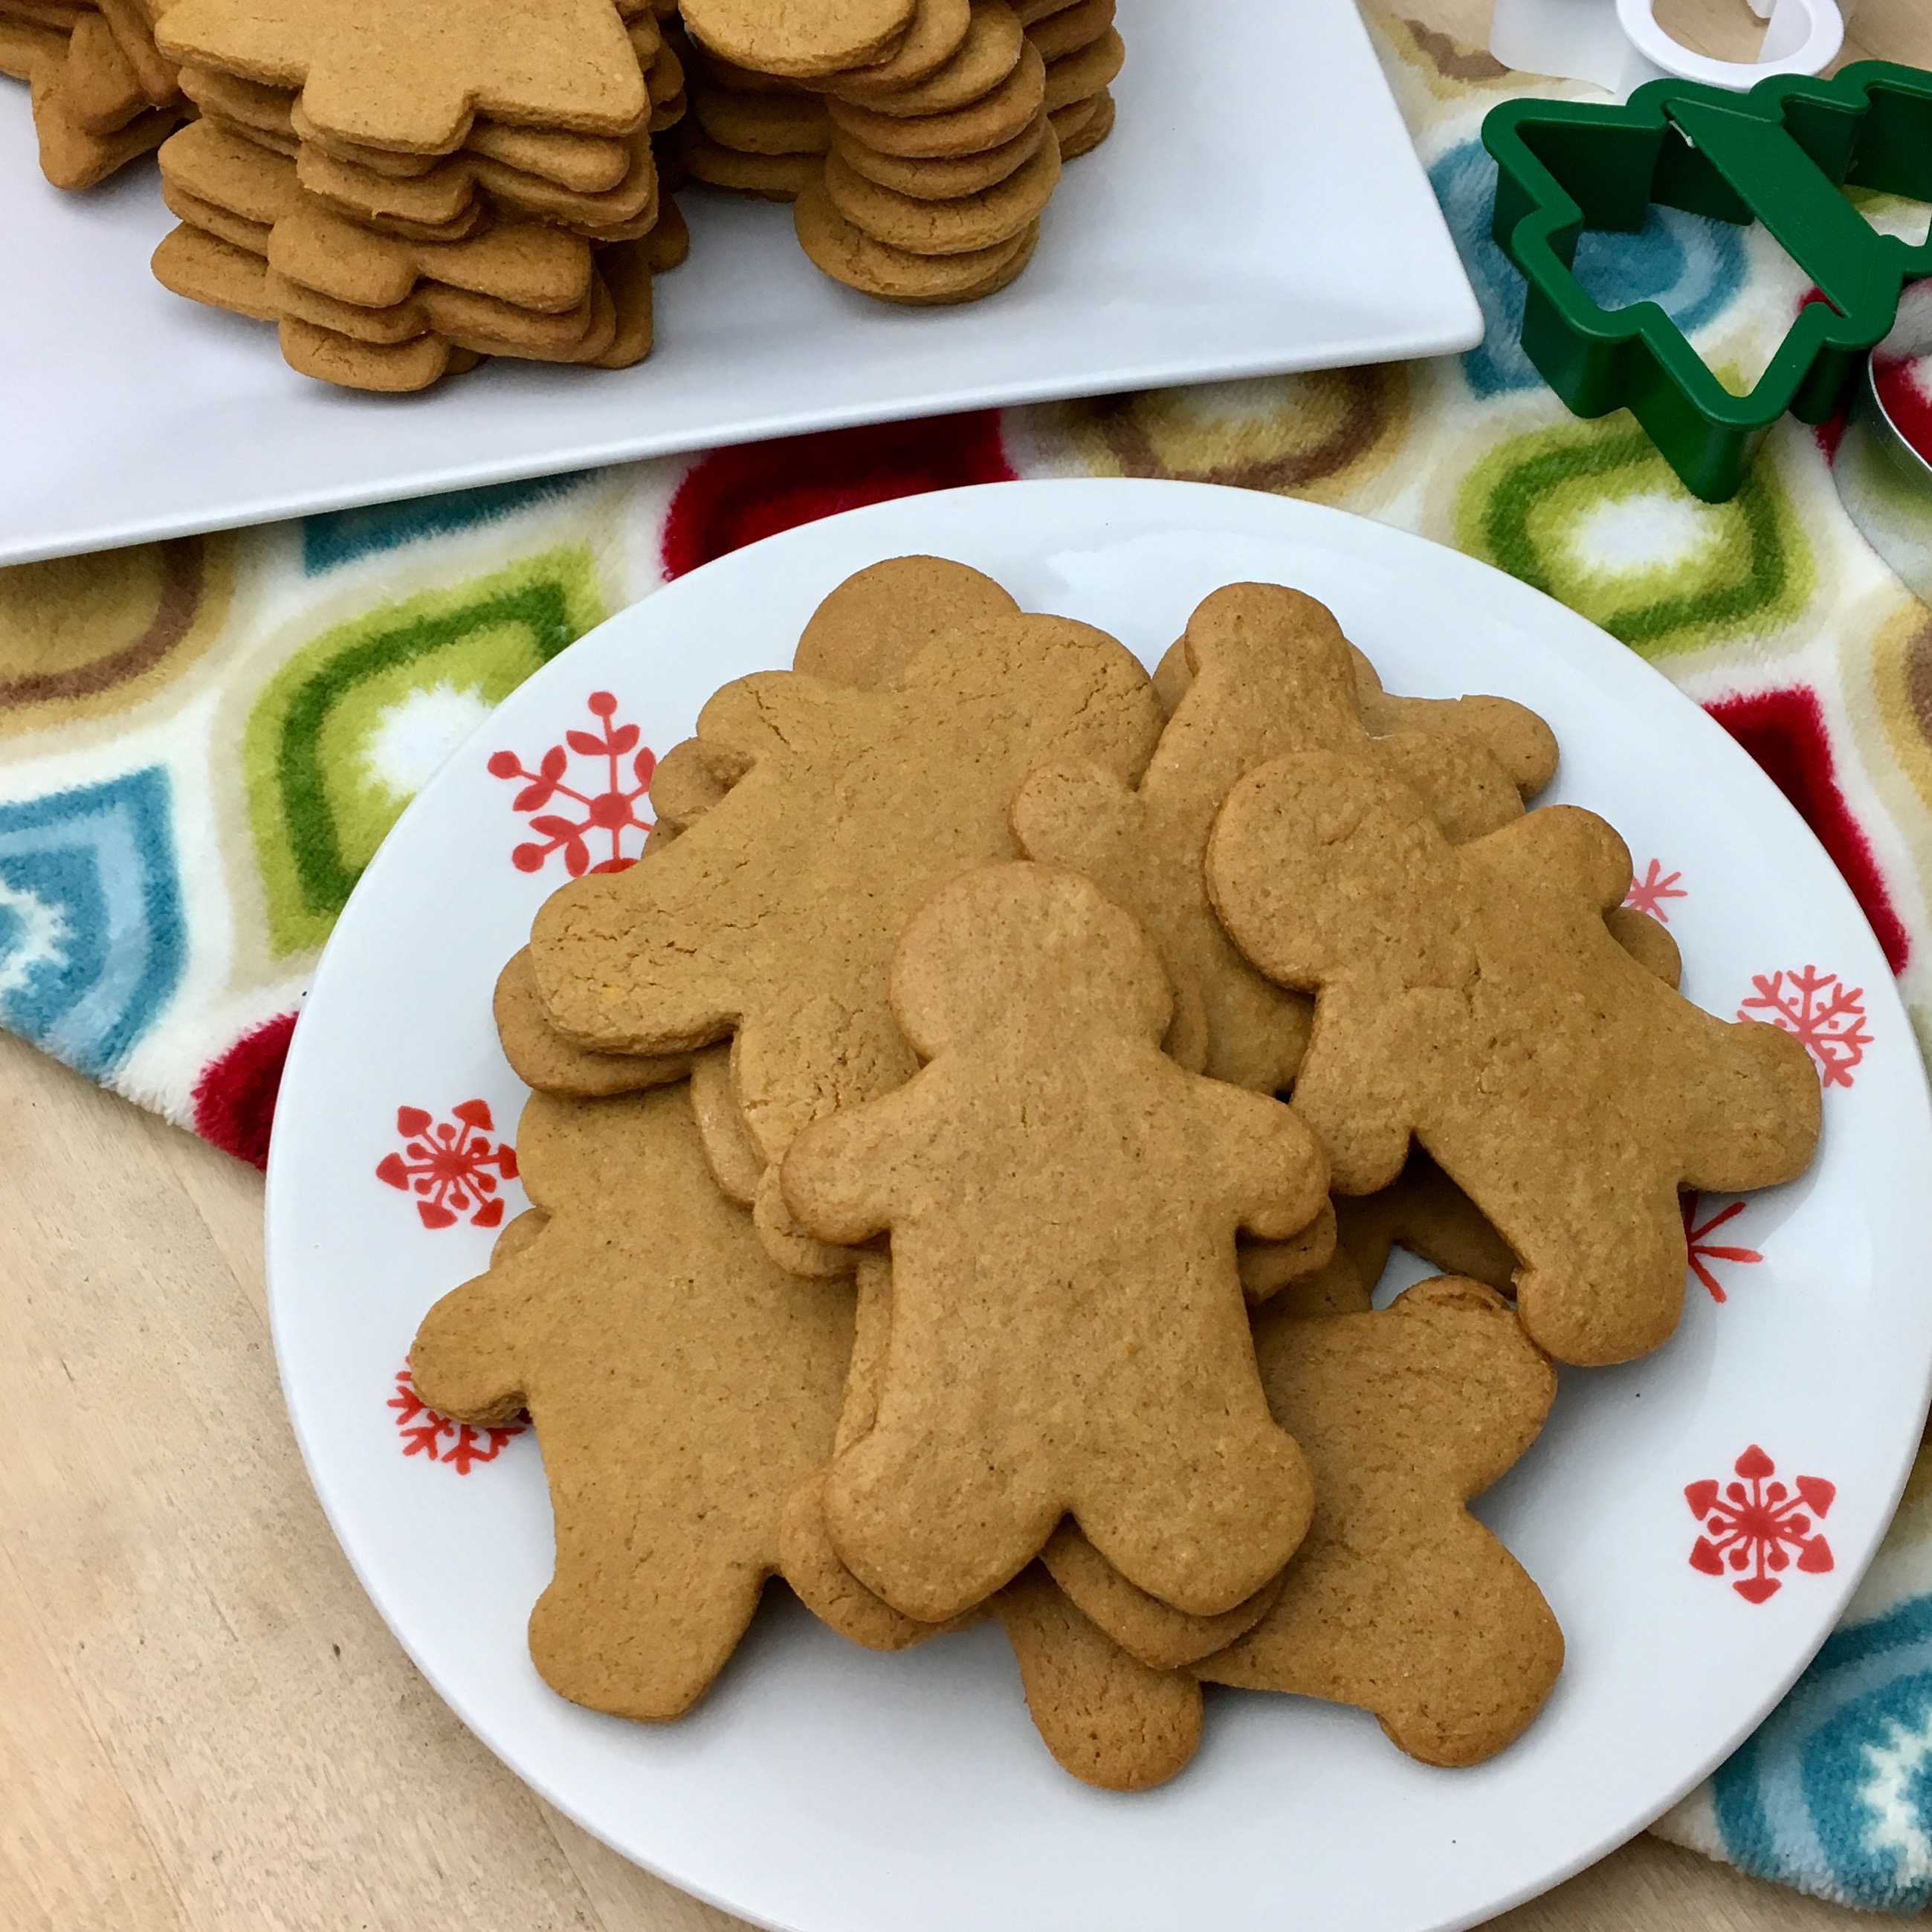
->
[140,0,688,387]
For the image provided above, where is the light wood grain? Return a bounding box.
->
[7,4,1931,1920]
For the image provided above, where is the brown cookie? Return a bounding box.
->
[995,1565,1203,1792]
[1038,1519,1285,1671]
[178,59,297,136]
[410,1083,854,1721]
[151,220,278,318]
[794,175,1031,299]
[829,108,1044,199]
[1604,902,1682,987]
[162,182,272,253]
[64,10,146,134]
[277,314,456,390]
[821,122,1056,254]
[680,0,914,80]
[31,61,182,187]
[778,1256,981,1650]
[693,83,829,153]
[1051,83,1108,158]
[156,0,648,152]
[1206,747,1822,1364]
[96,0,175,101]
[781,862,1328,1622]
[528,613,1163,1174]
[1024,0,1109,60]
[0,13,68,83]
[269,202,594,311]
[1041,23,1119,111]
[648,735,733,832]
[681,130,817,197]
[495,948,691,1096]
[824,36,1041,156]
[792,555,1020,685]
[636,186,689,268]
[827,0,969,94]
[1012,583,1525,1094]
[1197,1279,1562,1768]
[781,1258,1201,1794]
[838,0,1020,117]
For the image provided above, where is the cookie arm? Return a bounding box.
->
[1208,1085,1330,1240]
[779,1086,923,1245]
[1475,804,1631,914]
[408,1250,539,1427]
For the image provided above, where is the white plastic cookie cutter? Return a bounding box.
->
[1489,0,1853,99]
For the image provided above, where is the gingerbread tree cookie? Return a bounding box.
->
[781,862,1328,1622]
[157,0,647,153]
[528,617,1163,1172]
[1012,583,1528,1091]
[1207,749,1821,1363]
[408,1083,853,1721]
[1197,1279,1561,1768]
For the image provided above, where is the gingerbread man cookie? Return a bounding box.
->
[781,862,1328,1621]
[408,1082,853,1720]
[1206,749,1821,1363]
[1197,1279,1561,1768]
[528,616,1163,1173]
[1012,583,1529,1091]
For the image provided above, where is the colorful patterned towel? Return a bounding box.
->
[4,7,1932,1911]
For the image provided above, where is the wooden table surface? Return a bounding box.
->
[7,2,1932,1925]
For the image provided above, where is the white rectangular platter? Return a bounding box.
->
[0,0,1480,563]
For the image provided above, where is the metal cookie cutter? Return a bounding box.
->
[1490,0,1851,101]
[1834,285,1932,605]
[1484,62,1932,502]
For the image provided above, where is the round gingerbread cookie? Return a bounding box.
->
[830,108,1044,198]
[841,0,1021,118]
[694,85,830,154]
[829,0,972,94]
[825,38,1041,155]
[681,129,821,196]
[1042,25,1120,111]
[823,124,1056,254]
[1054,82,1111,157]
[682,0,914,78]
[889,215,1037,303]
[1025,0,1110,60]
[794,175,1030,299]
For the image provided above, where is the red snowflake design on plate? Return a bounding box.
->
[375,1100,518,1230]
[1738,965,1871,1088]
[388,1361,526,1471]
[1624,859,1686,923]
[1687,1445,1835,1603]
[488,691,655,876]
[1682,1192,1762,1304]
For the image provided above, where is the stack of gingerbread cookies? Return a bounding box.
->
[0,0,185,187]
[136,0,688,390]
[407,558,1822,1790]
[673,0,1118,303]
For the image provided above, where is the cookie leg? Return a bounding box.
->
[1509,1179,1687,1367]
[530,1540,769,1723]
[1076,1424,1314,1617]
[825,1424,1059,1622]
[997,1565,1203,1792]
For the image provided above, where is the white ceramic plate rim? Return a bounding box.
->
[267,478,1932,1932]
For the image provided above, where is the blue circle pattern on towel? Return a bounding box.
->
[1428,140,1749,400]
[1712,1592,1932,1910]
[0,766,186,1080]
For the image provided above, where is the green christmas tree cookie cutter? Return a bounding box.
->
[1484,61,1932,503]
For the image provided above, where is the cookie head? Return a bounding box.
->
[889,861,1172,1059]
[1208,749,1468,993]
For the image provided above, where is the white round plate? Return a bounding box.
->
[268,478,1932,1932]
